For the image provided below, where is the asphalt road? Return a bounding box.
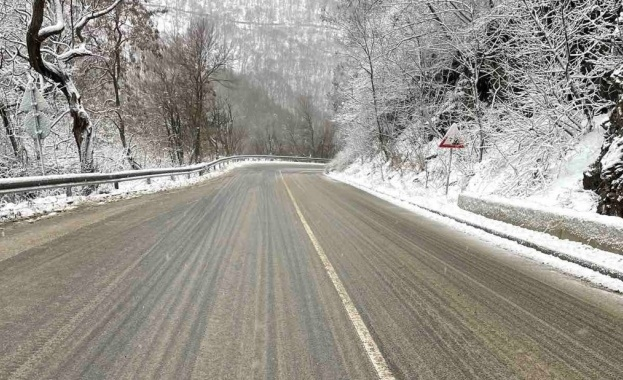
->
[1,163,623,379]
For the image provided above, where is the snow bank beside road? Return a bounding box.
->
[328,170,623,293]
[458,193,623,255]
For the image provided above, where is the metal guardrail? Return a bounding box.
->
[0,155,329,196]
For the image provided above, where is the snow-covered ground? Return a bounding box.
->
[0,160,324,224]
[526,129,603,212]
[462,128,604,212]
[330,123,605,212]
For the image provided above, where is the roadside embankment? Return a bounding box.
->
[458,193,623,256]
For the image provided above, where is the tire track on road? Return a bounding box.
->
[281,172,395,380]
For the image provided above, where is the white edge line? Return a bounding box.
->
[280,171,395,380]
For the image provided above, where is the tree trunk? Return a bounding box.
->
[165,114,184,165]
[471,76,485,163]
[116,114,141,170]
[173,116,183,165]
[112,62,140,169]
[192,126,201,163]
[1,104,23,160]
[191,79,204,163]
[67,83,95,173]
[367,58,389,160]
[584,99,623,216]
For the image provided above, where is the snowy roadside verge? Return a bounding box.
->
[0,161,324,225]
[327,171,623,293]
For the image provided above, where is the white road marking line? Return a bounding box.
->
[280,172,395,380]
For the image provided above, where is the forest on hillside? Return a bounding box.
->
[170,0,338,110]
[327,0,623,216]
[0,0,335,180]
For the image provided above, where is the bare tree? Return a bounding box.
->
[142,18,232,165]
[209,97,244,156]
[178,18,233,163]
[144,45,186,165]
[296,95,316,156]
[316,120,336,158]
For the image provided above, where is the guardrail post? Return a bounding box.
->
[187,173,191,179]
[66,186,72,197]
[146,178,151,185]
[170,175,176,181]
[114,182,119,190]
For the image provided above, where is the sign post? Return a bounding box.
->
[31,85,45,175]
[20,82,52,175]
[438,125,465,195]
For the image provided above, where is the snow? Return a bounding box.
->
[528,128,603,211]
[331,126,604,213]
[0,160,317,224]
[330,119,608,213]
[328,170,623,293]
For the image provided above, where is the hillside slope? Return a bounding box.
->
[159,0,337,111]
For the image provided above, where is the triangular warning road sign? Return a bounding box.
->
[19,83,51,114]
[439,125,465,148]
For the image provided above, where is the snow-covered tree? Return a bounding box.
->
[24,0,124,173]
